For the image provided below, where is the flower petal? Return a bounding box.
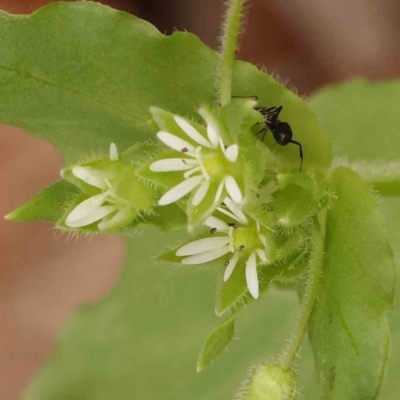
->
[181,245,231,265]
[65,192,108,224]
[66,195,117,228]
[192,180,210,206]
[207,122,220,148]
[72,166,108,190]
[176,236,230,256]
[109,142,119,161]
[224,144,239,163]
[223,196,248,224]
[245,252,259,299]
[158,176,204,205]
[223,252,240,282]
[174,116,212,148]
[256,249,267,263]
[224,175,243,204]
[150,158,196,172]
[157,131,195,153]
[204,216,229,230]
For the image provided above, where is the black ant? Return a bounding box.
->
[231,96,303,171]
[256,105,303,172]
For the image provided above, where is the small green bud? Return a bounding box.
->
[240,364,297,400]
[59,143,155,232]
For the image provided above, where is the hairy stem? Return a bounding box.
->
[217,0,246,106]
[281,216,325,369]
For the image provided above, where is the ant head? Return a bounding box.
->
[272,122,292,145]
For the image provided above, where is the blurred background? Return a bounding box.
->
[2,0,400,399]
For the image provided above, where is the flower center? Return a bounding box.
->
[201,149,231,180]
[232,225,263,254]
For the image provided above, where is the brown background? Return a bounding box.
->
[2,1,400,399]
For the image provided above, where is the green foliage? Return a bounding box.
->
[310,79,400,194]
[309,168,395,399]
[197,317,235,372]
[5,180,79,222]
[0,2,330,169]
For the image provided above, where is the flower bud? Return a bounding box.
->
[239,364,297,400]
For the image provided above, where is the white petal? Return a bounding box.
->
[224,176,243,204]
[150,158,195,172]
[223,253,240,282]
[66,193,117,227]
[98,206,131,231]
[72,166,108,190]
[174,116,212,148]
[207,122,220,147]
[66,193,108,224]
[224,144,239,163]
[158,176,204,206]
[259,233,266,246]
[246,252,259,299]
[109,142,118,161]
[223,196,248,224]
[192,180,210,206]
[181,245,231,265]
[204,216,229,230]
[176,236,230,256]
[256,249,267,263]
[157,131,195,153]
[214,180,225,204]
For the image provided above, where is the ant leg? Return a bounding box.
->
[290,139,303,172]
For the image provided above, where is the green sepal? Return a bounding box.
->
[5,180,80,222]
[270,173,320,227]
[215,229,309,316]
[196,316,235,372]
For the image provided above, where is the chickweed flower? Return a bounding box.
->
[61,143,155,232]
[150,110,242,207]
[175,197,277,299]
[140,100,266,229]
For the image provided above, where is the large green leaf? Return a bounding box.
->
[0,1,331,170]
[24,229,303,400]
[310,79,400,194]
[309,167,395,399]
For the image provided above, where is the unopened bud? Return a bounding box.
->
[239,364,297,400]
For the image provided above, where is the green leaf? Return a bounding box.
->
[197,317,235,372]
[309,167,396,399]
[309,79,400,194]
[24,228,303,400]
[5,180,79,222]
[0,1,331,172]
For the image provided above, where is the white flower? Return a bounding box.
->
[150,112,243,207]
[64,143,131,231]
[175,197,273,299]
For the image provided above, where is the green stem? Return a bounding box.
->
[217,0,245,106]
[281,218,325,369]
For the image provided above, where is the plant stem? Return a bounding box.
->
[218,0,245,106]
[281,218,325,369]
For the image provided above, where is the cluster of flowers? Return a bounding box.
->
[64,105,274,299]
